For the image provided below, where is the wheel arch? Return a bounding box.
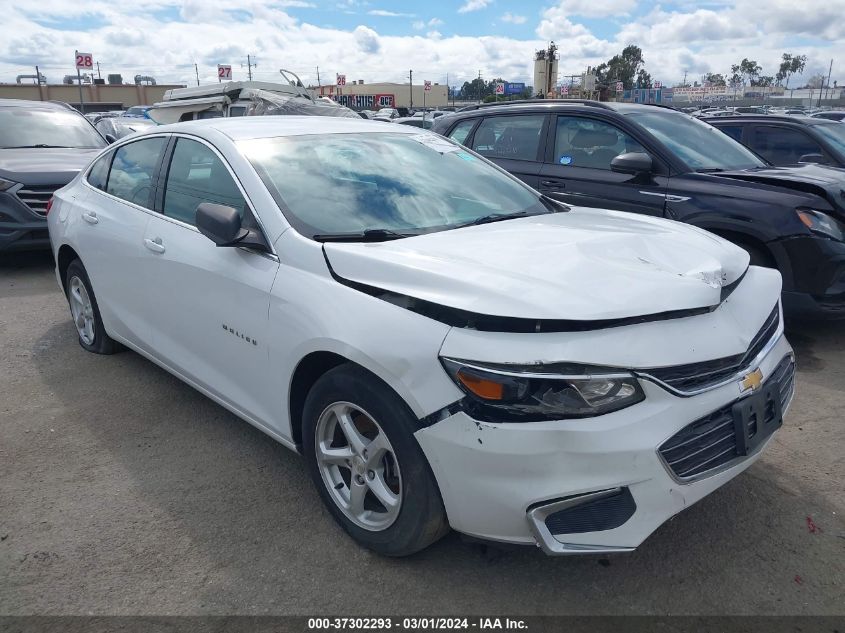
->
[57,244,82,294]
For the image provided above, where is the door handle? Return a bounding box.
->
[144,237,165,254]
[82,211,98,225]
[540,179,566,190]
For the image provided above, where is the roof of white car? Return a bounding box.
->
[156,116,419,141]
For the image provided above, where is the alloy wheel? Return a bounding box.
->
[68,276,95,346]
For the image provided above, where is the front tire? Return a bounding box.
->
[65,259,119,355]
[302,364,449,556]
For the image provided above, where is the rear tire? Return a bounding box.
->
[302,364,449,556]
[65,259,120,355]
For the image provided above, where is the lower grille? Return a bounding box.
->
[659,355,795,481]
[544,488,636,535]
[16,185,60,216]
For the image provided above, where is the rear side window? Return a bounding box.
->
[86,151,113,191]
[716,125,744,143]
[471,115,544,161]
[105,138,165,208]
[749,126,825,165]
[447,119,476,146]
[162,138,246,226]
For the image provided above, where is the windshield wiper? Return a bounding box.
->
[2,144,74,149]
[697,168,726,173]
[312,228,415,242]
[453,210,541,229]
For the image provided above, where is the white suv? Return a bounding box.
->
[47,117,794,556]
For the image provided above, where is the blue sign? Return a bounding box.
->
[505,82,525,95]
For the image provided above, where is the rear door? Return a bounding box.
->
[139,135,279,424]
[746,125,831,165]
[73,136,167,350]
[464,114,548,188]
[538,114,668,216]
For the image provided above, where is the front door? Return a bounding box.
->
[140,136,280,425]
[538,115,668,217]
[467,113,548,188]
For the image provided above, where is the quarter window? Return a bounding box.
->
[749,126,825,165]
[86,151,113,191]
[447,119,476,146]
[162,138,246,226]
[471,115,544,161]
[105,138,166,208]
[716,125,744,143]
[552,117,645,170]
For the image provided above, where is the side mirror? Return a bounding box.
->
[104,133,117,144]
[798,153,828,164]
[196,202,269,252]
[611,152,653,175]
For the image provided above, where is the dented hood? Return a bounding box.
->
[324,207,750,321]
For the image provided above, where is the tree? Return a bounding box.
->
[594,45,646,90]
[805,74,826,89]
[728,65,743,89]
[736,58,762,86]
[635,69,652,89]
[704,72,726,86]
[753,76,774,87]
[776,53,807,89]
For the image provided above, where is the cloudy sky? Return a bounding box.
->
[2,0,843,89]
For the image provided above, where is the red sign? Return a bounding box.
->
[424,80,432,91]
[336,74,346,86]
[217,65,232,80]
[75,51,93,70]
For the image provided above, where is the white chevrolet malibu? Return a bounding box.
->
[47,117,794,556]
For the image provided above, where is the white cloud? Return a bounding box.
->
[458,0,492,14]
[353,24,381,53]
[427,30,442,39]
[367,10,415,17]
[412,20,425,30]
[501,12,526,24]
[428,17,444,26]
[545,0,637,19]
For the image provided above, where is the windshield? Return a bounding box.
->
[627,110,766,171]
[0,107,106,149]
[241,132,546,239]
[813,123,845,155]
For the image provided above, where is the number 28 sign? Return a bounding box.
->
[75,51,94,70]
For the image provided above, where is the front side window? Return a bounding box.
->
[163,138,246,226]
[105,137,166,208]
[447,119,476,146]
[241,132,546,239]
[471,115,544,161]
[715,125,744,143]
[811,123,845,156]
[750,127,825,165]
[0,107,106,149]
[626,110,766,171]
[552,117,645,170]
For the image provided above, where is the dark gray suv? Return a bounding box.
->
[0,99,106,252]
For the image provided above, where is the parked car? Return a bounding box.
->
[48,117,793,556]
[432,100,845,318]
[706,114,845,168]
[811,111,845,122]
[373,107,400,120]
[394,116,433,129]
[0,99,106,252]
[123,105,151,119]
[95,116,157,142]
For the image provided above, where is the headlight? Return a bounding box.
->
[440,358,645,422]
[796,208,844,241]
[0,178,18,191]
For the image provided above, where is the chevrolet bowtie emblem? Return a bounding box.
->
[740,368,764,393]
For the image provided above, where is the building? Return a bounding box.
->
[0,83,186,111]
[310,81,447,109]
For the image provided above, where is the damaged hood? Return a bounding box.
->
[324,207,750,321]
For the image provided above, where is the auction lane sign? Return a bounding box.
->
[218,64,232,81]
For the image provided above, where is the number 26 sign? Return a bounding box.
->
[75,52,94,70]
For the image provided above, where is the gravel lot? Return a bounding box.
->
[1,251,843,616]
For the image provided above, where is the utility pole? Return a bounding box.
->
[243,54,256,81]
[409,69,413,110]
[478,69,482,104]
[822,59,833,106]
[316,66,321,93]
[446,72,449,107]
[683,70,687,87]
[96,62,101,80]
[195,63,200,86]
[35,65,43,100]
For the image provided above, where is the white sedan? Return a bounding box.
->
[47,117,794,556]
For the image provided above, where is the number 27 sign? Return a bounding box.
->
[218,65,232,80]
[75,51,94,70]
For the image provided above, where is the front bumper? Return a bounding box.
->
[414,334,794,554]
[770,235,845,318]
[0,190,50,252]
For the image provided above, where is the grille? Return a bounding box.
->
[658,355,794,481]
[544,488,636,535]
[16,185,60,216]
[641,304,779,394]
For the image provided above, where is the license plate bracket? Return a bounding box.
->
[732,383,783,456]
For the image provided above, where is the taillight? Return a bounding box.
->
[45,197,54,215]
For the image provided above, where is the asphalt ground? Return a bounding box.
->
[1,251,843,616]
